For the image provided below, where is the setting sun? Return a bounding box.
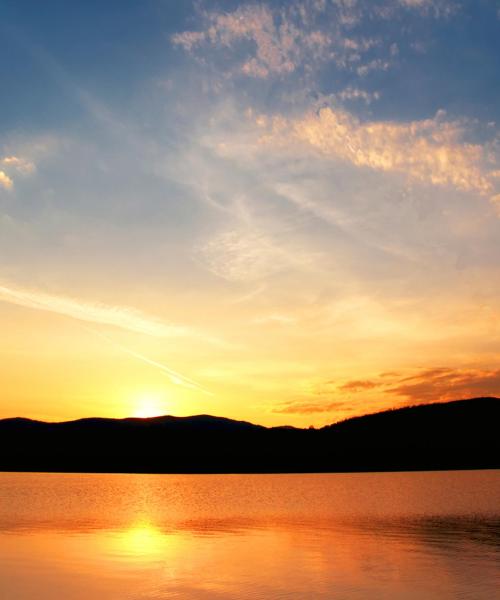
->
[132,395,167,419]
[0,2,499,600]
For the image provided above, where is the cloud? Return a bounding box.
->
[273,363,500,415]
[273,400,353,414]
[386,367,500,402]
[396,0,455,12]
[338,379,382,392]
[336,367,500,404]
[0,171,13,190]
[1,156,36,175]
[375,0,459,18]
[197,228,316,282]
[335,87,381,104]
[0,155,36,189]
[172,1,458,81]
[0,282,191,338]
[356,58,390,76]
[260,107,499,200]
[172,3,332,79]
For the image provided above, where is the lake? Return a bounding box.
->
[0,471,498,599]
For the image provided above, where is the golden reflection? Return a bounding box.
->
[112,520,173,559]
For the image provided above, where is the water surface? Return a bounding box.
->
[0,471,499,599]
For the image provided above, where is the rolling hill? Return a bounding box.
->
[0,397,498,473]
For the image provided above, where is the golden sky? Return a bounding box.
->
[1,0,500,426]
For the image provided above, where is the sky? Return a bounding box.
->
[1,0,500,426]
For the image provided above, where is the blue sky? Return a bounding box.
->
[1,1,499,132]
[1,0,500,424]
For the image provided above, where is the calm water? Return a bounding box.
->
[0,471,499,599]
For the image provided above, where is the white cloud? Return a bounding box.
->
[198,228,315,282]
[336,87,381,104]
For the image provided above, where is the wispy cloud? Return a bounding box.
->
[337,367,500,403]
[273,400,354,414]
[197,228,317,282]
[274,364,500,415]
[0,282,191,338]
[386,366,500,402]
[338,379,382,392]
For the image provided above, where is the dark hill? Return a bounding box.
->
[0,398,498,473]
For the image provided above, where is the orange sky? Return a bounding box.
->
[1,1,500,426]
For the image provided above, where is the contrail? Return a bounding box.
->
[0,282,188,338]
[84,326,214,396]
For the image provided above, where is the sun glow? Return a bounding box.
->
[108,520,184,561]
[133,395,166,419]
[119,522,166,558]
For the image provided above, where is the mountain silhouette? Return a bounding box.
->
[0,397,498,473]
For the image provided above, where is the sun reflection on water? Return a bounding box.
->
[0,472,498,600]
[108,520,177,561]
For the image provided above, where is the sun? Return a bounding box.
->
[132,395,166,419]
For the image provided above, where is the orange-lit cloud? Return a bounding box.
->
[338,379,382,392]
[173,0,458,83]
[386,367,500,402]
[273,400,354,415]
[260,107,498,200]
[0,155,36,189]
[172,4,330,78]
[337,367,500,404]
[272,365,500,416]
[2,155,35,175]
[172,3,390,80]
[0,171,13,190]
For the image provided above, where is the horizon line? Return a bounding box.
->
[1,396,498,429]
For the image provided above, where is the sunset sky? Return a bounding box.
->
[1,0,500,426]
